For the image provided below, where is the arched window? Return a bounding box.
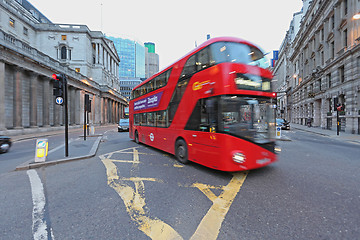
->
[61,46,67,60]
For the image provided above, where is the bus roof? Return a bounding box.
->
[134,36,263,90]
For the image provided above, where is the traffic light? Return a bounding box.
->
[52,73,65,98]
[336,104,345,112]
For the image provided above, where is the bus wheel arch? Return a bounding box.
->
[175,138,189,164]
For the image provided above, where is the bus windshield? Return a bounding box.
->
[211,42,270,69]
[219,96,275,144]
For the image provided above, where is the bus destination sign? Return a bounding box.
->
[134,91,163,111]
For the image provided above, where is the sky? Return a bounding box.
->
[29,0,303,70]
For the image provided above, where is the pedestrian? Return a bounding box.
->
[307,117,312,127]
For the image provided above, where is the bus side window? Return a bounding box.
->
[134,89,140,99]
[196,48,211,71]
[156,73,166,89]
[181,54,196,79]
[140,113,147,126]
[134,114,140,125]
[148,80,155,92]
[147,112,155,126]
[156,110,168,127]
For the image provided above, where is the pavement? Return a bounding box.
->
[11,125,116,171]
[282,123,360,145]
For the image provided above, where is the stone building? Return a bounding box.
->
[0,0,127,136]
[274,0,360,134]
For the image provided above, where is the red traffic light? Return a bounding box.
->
[52,73,61,80]
[336,104,345,112]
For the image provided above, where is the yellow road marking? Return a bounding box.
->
[190,172,248,240]
[100,147,248,240]
[101,148,183,240]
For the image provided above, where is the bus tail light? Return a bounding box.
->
[232,152,246,164]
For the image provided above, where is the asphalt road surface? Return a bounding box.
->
[0,127,359,239]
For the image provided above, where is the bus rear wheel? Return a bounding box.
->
[135,131,139,144]
[175,139,189,164]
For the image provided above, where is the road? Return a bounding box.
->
[0,127,359,239]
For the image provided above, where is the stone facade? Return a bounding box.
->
[0,0,127,136]
[274,0,360,134]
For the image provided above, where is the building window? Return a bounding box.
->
[343,29,348,48]
[75,68,80,73]
[331,15,335,30]
[23,27,28,36]
[321,28,324,41]
[344,0,348,16]
[327,73,332,88]
[331,42,335,59]
[61,35,67,41]
[60,46,67,59]
[339,66,345,83]
[9,18,15,28]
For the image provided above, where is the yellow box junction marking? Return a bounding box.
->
[100,147,248,240]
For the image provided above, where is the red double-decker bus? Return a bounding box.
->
[129,37,278,171]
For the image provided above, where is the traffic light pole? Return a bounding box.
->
[64,76,69,157]
[337,109,339,136]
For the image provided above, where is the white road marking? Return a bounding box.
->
[27,169,52,240]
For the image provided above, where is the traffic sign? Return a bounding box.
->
[56,97,64,105]
[276,127,281,138]
[35,138,48,162]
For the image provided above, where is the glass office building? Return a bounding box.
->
[107,36,145,78]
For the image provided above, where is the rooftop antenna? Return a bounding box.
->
[100,1,103,32]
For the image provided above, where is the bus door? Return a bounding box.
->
[186,98,220,166]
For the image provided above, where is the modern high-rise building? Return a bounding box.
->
[145,42,159,78]
[106,37,160,99]
[106,36,145,79]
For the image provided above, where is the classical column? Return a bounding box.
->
[0,62,5,130]
[29,72,38,127]
[14,67,23,129]
[96,44,99,64]
[100,97,104,125]
[104,98,108,124]
[75,88,80,125]
[43,78,51,127]
[69,87,75,125]
[115,102,118,123]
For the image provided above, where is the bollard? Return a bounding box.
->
[276,127,282,139]
[35,139,48,162]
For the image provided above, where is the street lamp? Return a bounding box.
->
[353,12,360,20]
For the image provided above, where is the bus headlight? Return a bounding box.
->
[275,146,281,153]
[232,152,246,164]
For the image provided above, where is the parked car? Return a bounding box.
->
[276,118,290,130]
[118,118,129,132]
[0,136,12,153]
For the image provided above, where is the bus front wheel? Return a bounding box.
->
[175,139,189,164]
[135,131,139,144]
